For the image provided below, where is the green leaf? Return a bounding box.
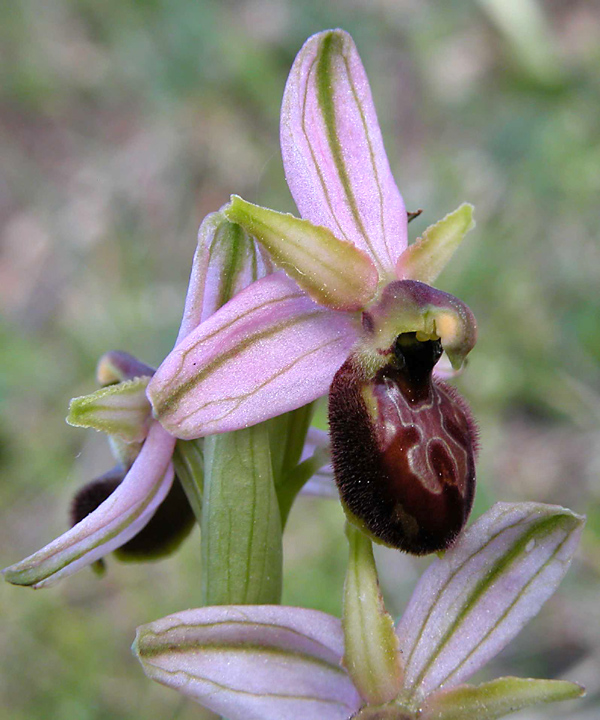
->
[343,523,403,705]
[201,423,282,605]
[267,402,316,526]
[67,377,152,442]
[421,676,584,720]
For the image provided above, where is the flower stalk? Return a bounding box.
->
[343,523,402,705]
[201,423,282,605]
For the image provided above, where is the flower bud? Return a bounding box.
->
[329,306,477,554]
[96,350,154,386]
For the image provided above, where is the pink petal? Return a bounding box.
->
[177,211,273,342]
[3,423,175,588]
[396,502,584,703]
[134,605,362,720]
[281,29,407,279]
[148,272,360,439]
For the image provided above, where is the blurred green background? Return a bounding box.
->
[1,0,599,718]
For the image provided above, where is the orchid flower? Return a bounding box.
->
[66,350,195,573]
[3,213,274,588]
[148,29,479,553]
[134,502,585,720]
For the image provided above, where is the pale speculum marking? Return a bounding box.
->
[377,375,467,496]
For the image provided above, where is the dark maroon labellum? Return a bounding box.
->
[329,333,477,555]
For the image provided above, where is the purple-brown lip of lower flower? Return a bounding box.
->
[329,332,478,555]
[70,466,195,565]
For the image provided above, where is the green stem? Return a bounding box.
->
[343,523,403,706]
[201,423,282,606]
[172,439,204,525]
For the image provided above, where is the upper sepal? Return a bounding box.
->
[225,195,379,311]
[177,210,274,342]
[281,29,408,278]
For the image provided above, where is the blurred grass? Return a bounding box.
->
[1,0,600,718]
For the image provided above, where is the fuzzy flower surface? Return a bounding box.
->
[134,502,585,720]
[147,29,478,442]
